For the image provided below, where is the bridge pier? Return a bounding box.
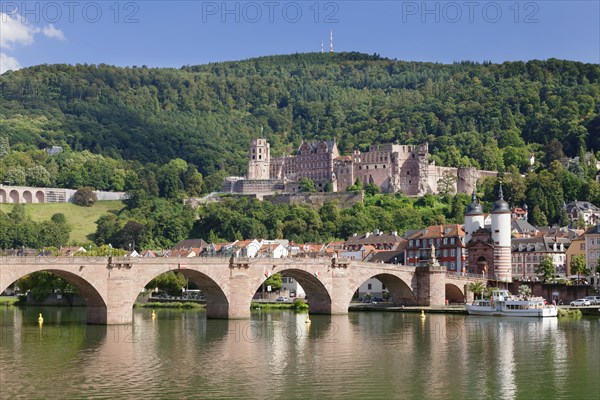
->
[416,265,447,307]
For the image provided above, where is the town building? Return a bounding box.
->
[565,201,600,227]
[510,237,569,280]
[345,230,405,251]
[405,224,466,272]
[564,235,585,276]
[582,224,600,272]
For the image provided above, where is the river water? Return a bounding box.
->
[0,307,598,399]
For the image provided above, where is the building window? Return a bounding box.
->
[450,238,455,245]
[416,240,420,247]
[451,249,455,256]
[580,243,585,250]
[367,283,372,290]
[450,262,456,270]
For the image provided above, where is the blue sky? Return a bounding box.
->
[1,1,599,73]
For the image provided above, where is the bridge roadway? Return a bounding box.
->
[0,255,478,324]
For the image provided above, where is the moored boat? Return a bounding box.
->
[466,289,558,317]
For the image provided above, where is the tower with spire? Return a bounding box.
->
[464,183,513,282]
[464,187,484,244]
[490,184,512,282]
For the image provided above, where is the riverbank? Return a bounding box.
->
[251,300,309,310]
[349,303,468,314]
[349,303,589,318]
[0,296,20,306]
[135,301,204,309]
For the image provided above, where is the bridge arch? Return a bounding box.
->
[445,283,465,304]
[0,188,6,202]
[276,268,332,314]
[23,190,33,203]
[350,273,417,308]
[0,269,108,324]
[139,269,230,319]
[35,190,45,203]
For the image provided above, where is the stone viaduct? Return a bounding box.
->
[0,256,477,324]
[0,185,126,204]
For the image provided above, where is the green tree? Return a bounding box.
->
[365,182,380,196]
[299,177,317,193]
[467,281,486,300]
[529,205,548,226]
[535,255,556,283]
[570,255,589,282]
[26,165,51,187]
[0,135,9,157]
[16,272,75,302]
[265,273,283,291]
[146,272,188,297]
[437,171,457,197]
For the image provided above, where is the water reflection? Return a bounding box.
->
[1,308,599,399]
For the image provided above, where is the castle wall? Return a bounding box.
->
[222,179,284,197]
[264,191,364,209]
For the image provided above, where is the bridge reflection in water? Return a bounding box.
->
[1,307,598,399]
[0,256,479,324]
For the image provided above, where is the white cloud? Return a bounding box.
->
[42,24,65,41]
[0,52,22,73]
[0,13,39,49]
[0,13,66,73]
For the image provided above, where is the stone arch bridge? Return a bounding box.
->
[0,256,478,324]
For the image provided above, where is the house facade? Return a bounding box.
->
[405,224,466,272]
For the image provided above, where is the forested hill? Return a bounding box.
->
[1,52,599,176]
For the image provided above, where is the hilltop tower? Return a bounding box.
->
[330,29,333,52]
[491,184,512,282]
[248,138,270,180]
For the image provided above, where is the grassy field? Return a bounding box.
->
[0,201,125,243]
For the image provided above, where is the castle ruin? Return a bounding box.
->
[222,139,497,197]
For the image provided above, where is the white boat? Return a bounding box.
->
[466,289,558,317]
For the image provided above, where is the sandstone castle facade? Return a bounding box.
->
[223,139,497,197]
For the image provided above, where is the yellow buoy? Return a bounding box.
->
[151,310,156,319]
[420,310,426,319]
[38,313,44,324]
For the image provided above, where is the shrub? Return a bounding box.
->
[73,187,97,206]
[293,298,309,310]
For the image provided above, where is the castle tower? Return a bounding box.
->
[464,189,484,244]
[248,138,270,180]
[491,184,512,283]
